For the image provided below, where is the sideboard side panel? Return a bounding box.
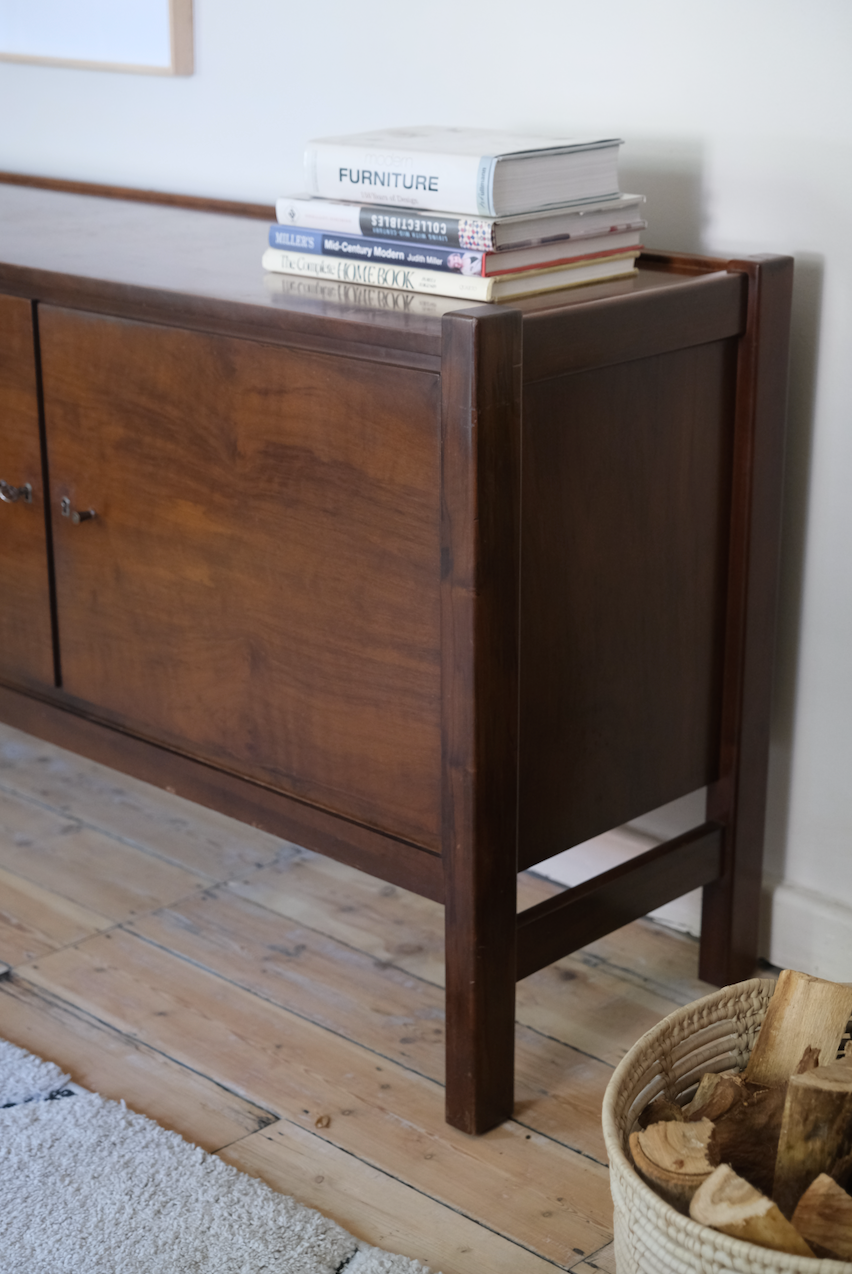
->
[518,338,737,868]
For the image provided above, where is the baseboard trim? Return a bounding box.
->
[761,876,852,981]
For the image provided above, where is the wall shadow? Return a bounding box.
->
[618,138,706,253]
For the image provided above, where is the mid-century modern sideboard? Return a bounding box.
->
[0,176,793,1133]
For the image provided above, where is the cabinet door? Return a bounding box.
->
[40,306,442,848]
[0,294,55,689]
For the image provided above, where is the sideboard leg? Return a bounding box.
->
[700,255,794,985]
[440,306,522,1133]
[444,847,517,1133]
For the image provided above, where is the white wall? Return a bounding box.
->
[2,0,851,979]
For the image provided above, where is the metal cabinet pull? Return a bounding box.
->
[60,496,97,524]
[0,480,33,504]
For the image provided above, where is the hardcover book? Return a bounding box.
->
[261,245,638,303]
[304,126,622,217]
[267,224,642,278]
[275,193,645,251]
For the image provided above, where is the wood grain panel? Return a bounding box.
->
[0,294,54,688]
[0,688,444,900]
[39,307,442,848]
[518,339,737,867]
[521,268,745,381]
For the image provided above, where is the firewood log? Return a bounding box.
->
[832,1151,852,1193]
[710,1081,787,1198]
[638,1094,685,1128]
[773,1055,852,1218]
[791,1173,852,1260]
[684,1072,744,1122]
[744,970,852,1088]
[629,1117,716,1213]
[690,1164,815,1257]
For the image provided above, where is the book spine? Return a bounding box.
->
[305,142,488,215]
[262,247,495,301]
[275,198,498,250]
[268,226,487,277]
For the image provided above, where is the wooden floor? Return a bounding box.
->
[0,720,718,1274]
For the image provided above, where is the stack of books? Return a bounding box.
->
[263,126,645,304]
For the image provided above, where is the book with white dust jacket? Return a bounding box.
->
[304,126,623,217]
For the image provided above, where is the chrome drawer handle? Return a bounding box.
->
[60,496,97,524]
[0,480,33,504]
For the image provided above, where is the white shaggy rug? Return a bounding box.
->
[0,1038,433,1274]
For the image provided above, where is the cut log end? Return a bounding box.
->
[629,1118,716,1214]
[791,1173,852,1261]
[690,1164,815,1257]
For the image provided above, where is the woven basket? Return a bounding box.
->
[602,977,852,1274]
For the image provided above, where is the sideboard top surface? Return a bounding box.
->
[0,179,742,365]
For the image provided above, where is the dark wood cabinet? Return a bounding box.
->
[0,178,793,1134]
[0,293,55,690]
[41,305,442,847]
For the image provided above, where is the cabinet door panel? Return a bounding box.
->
[40,307,441,848]
[0,294,55,689]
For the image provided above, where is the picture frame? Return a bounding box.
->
[0,0,193,76]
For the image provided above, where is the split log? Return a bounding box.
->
[773,1054,852,1217]
[684,1072,745,1122]
[832,1151,852,1193]
[682,1075,748,1126]
[690,1164,815,1257]
[791,1173,852,1260]
[744,970,852,1088]
[710,1082,787,1198]
[629,1117,716,1213]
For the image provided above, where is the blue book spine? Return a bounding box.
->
[268,225,484,277]
[268,226,324,253]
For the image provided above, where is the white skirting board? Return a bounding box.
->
[761,875,852,983]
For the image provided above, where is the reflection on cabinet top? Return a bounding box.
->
[0,176,747,374]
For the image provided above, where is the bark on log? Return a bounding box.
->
[638,1095,685,1128]
[710,1082,787,1198]
[773,1055,852,1218]
[684,1072,745,1122]
[790,1173,852,1261]
[690,1164,815,1257]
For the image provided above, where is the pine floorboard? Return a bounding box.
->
[0,721,717,1273]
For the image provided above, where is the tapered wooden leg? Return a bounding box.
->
[440,305,522,1133]
[700,255,794,985]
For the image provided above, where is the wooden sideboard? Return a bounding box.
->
[0,177,793,1133]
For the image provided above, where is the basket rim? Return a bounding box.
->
[602,977,852,1272]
